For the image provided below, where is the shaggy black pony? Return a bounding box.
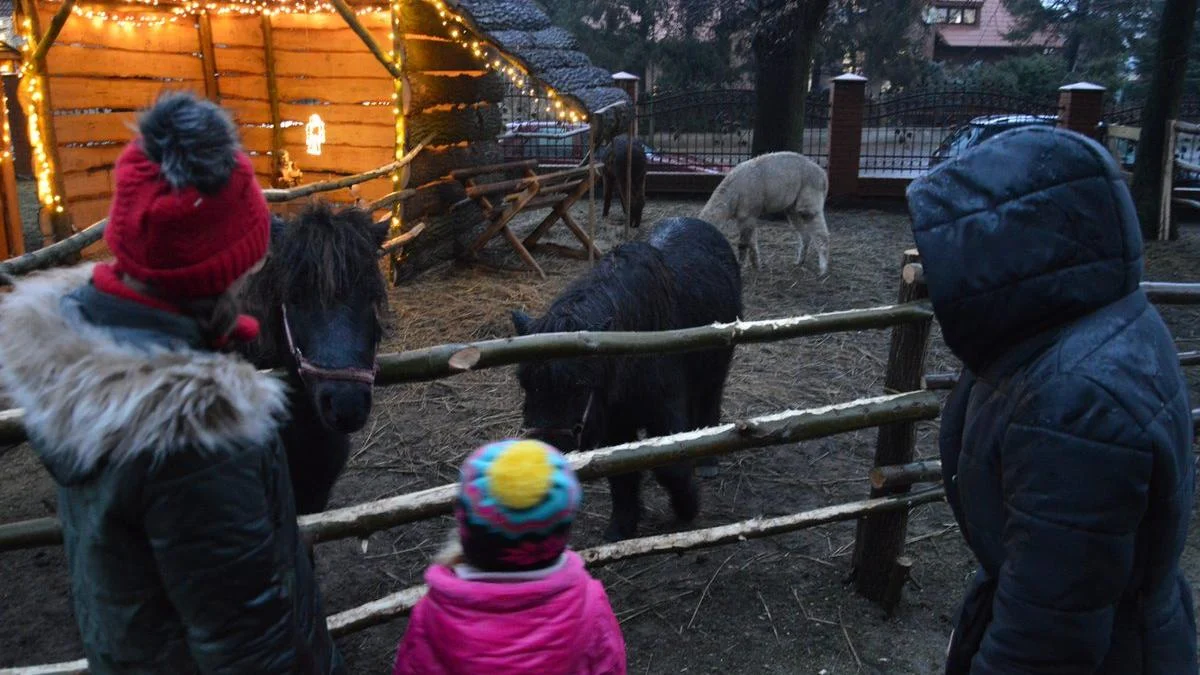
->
[238,201,389,515]
[512,216,742,540]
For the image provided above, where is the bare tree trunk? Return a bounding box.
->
[1132,0,1199,240]
[752,0,832,155]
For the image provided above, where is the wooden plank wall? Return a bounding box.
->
[210,11,395,204]
[35,4,400,233]
[39,5,206,229]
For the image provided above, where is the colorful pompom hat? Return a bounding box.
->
[456,439,582,572]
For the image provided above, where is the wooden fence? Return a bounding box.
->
[2,252,1199,673]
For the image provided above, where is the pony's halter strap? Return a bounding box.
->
[526,391,595,449]
[281,303,380,386]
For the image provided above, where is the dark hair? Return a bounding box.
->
[179,291,243,346]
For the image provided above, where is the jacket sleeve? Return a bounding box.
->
[971,375,1153,674]
[142,444,300,674]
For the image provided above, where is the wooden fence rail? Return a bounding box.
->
[0,390,942,553]
[0,137,435,280]
[1,485,946,675]
[0,301,935,447]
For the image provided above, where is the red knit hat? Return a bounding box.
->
[103,91,270,300]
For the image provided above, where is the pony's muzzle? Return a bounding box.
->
[312,380,373,434]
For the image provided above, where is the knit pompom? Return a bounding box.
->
[138,90,240,194]
[485,440,555,510]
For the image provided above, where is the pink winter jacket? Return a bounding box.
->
[392,550,627,675]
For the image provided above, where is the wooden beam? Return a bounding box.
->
[1141,281,1200,304]
[196,11,219,101]
[0,85,24,258]
[366,300,934,384]
[18,0,73,243]
[30,0,76,64]
[0,218,105,275]
[387,0,408,281]
[259,134,432,202]
[870,460,943,490]
[329,0,402,80]
[853,249,933,603]
[260,13,283,186]
[4,486,947,673]
[448,158,538,180]
[0,391,944,552]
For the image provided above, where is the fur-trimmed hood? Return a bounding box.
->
[0,263,289,484]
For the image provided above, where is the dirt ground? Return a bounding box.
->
[2,198,1200,674]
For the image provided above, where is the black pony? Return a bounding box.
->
[512,217,742,540]
[238,201,389,515]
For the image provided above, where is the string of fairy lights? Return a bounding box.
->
[14,0,590,217]
[16,17,63,214]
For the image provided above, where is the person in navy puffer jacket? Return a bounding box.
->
[907,125,1197,674]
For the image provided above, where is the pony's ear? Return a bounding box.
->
[511,310,534,335]
[370,218,390,248]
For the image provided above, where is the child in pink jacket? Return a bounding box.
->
[392,439,627,675]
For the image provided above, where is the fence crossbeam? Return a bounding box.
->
[0,391,942,553]
[0,301,934,447]
[2,486,946,675]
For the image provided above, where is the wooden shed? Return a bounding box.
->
[6,0,629,274]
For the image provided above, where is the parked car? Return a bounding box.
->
[928,114,1057,168]
[498,121,725,174]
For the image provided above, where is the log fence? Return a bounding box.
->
[2,253,1200,673]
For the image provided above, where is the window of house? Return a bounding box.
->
[933,5,980,25]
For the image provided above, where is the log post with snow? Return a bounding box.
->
[852,249,934,609]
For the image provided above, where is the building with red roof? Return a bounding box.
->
[924,0,1064,64]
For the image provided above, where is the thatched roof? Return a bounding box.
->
[456,0,631,131]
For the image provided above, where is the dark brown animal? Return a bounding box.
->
[598,134,647,228]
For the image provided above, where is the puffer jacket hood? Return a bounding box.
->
[0,263,288,485]
[906,125,1143,372]
[394,551,626,674]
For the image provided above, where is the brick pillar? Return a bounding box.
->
[1058,82,1106,140]
[828,74,867,201]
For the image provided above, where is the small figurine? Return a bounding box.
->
[277,150,303,188]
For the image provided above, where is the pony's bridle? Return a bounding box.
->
[281,304,380,386]
[526,391,595,449]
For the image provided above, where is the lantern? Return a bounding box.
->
[305,114,326,156]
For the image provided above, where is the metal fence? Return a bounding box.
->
[1104,95,1200,126]
[496,84,830,174]
[859,89,1060,179]
[637,88,830,173]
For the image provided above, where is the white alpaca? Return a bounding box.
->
[698,151,831,276]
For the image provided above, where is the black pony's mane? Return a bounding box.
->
[238,201,386,365]
[520,242,675,388]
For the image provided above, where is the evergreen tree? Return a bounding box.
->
[1003,0,1156,86]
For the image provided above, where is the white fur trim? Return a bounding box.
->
[0,263,289,475]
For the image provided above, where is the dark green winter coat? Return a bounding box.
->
[0,263,344,674]
[909,126,1196,674]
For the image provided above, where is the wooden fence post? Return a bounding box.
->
[851,248,933,612]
